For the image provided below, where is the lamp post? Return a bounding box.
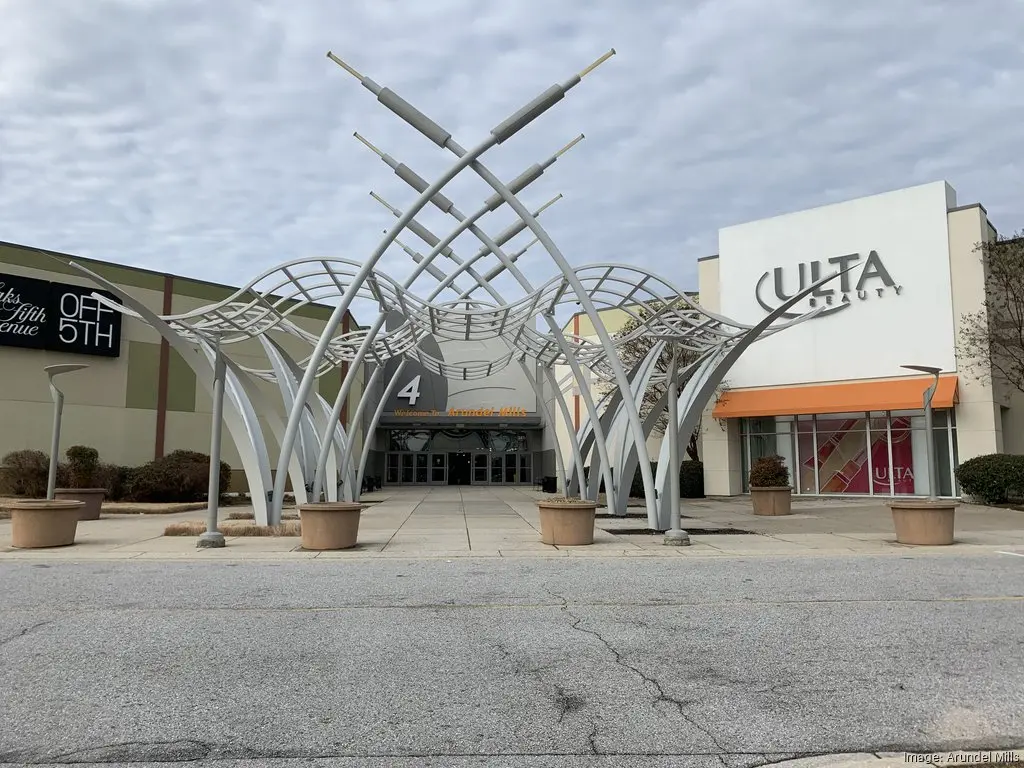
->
[198,335,227,549]
[900,364,942,501]
[44,364,89,500]
[652,337,690,546]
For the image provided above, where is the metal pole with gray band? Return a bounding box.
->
[663,345,689,545]
[901,364,942,500]
[198,335,227,549]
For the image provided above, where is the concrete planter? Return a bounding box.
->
[537,499,599,546]
[8,499,85,548]
[889,499,958,545]
[750,486,792,516]
[298,502,363,550]
[54,488,106,520]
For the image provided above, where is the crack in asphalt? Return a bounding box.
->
[543,584,730,762]
[0,620,53,649]
[3,595,1020,615]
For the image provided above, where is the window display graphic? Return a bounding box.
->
[801,416,915,494]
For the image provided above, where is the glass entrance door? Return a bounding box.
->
[473,454,488,484]
[431,453,447,484]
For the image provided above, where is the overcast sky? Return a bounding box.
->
[1,0,1021,315]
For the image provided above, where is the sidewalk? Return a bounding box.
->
[1,487,1023,561]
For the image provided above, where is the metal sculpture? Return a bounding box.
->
[68,48,846,532]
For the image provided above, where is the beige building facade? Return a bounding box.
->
[0,241,364,490]
[555,181,1020,499]
[701,181,1022,498]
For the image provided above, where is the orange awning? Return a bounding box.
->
[712,375,959,419]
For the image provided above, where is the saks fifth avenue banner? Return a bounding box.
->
[0,273,123,358]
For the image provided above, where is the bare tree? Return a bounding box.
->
[606,300,703,461]
[958,232,1024,393]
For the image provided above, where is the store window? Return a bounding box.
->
[741,409,958,497]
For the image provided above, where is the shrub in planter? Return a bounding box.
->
[65,446,100,488]
[749,455,790,488]
[126,450,231,503]
[56,445,107,520]
[954,453,1024,505]
[749,454,792,516]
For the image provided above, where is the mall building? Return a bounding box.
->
[2,180,1016,499]
[0,241,365,491]
[0,240,558,491]
[557,181,1019,499]
[699,180,1021,499]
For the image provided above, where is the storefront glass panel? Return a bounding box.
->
[741,409,957,498]
[796,417,816,494]
[812,414,868,494]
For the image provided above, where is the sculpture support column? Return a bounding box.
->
[198,337,227,549]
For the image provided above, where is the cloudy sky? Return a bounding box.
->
[1,0,1021,315]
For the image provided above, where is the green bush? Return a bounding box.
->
[65,445,100,488]
[628,460,705,499]
[96,463,132,502]
[749,455,790,488]
[954,453,1024,504]
[679,460,704,498]
[125,450,230,503]
[0,450,68,498]
[629,463,654,498]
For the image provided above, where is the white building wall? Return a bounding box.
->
[697,255,744,495]
[701,181,1012,497]
[946,205,1003,461]
[718,181,959,389]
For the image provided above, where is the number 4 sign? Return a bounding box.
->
[397,374,422,406]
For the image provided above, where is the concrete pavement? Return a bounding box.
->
[1,486,1023,561]
[0,555,1022,765]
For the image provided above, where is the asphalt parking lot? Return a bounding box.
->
[1,553,1022,766]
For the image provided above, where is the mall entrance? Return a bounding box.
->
[381,427,539,487]
[448,452,471,485]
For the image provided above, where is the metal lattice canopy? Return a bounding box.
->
[71,45,844,529]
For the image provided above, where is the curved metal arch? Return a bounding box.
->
[66,261,275,525]
[356,359,409,498]
[652,269,852,529]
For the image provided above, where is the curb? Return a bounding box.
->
[770,750,1024,767]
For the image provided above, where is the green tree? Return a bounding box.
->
[958,232,1024,393]
[607,299,706,461]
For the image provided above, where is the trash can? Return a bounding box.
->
[542,476,557,494]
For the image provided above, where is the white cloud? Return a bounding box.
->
[1,0,1022,320]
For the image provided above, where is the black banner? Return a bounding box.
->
[0,273,122,357]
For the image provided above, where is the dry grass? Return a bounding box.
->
[164,519,301,537]
[226,510,299,521]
